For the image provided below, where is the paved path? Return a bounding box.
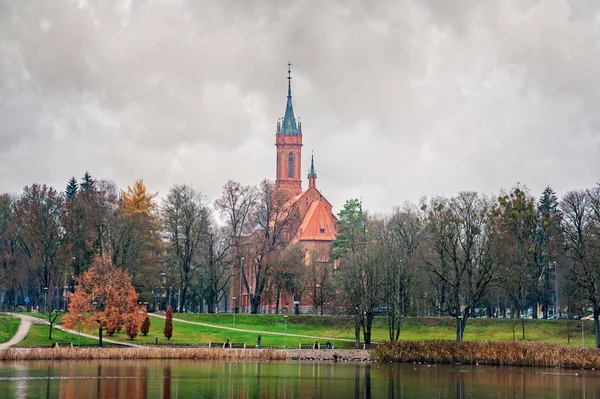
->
[150,313,358,343]
[0,314,38,349]
[0,314,141,348]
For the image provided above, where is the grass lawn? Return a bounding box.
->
[0,314,21,344]
[18,313,598,349]
[98,317,356,349]
[15,324,99,347]
[173,313,597,348]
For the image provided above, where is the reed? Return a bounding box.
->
[372,340,600,369]
[0,347,288,361]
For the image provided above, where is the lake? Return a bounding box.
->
[0,359,598,398]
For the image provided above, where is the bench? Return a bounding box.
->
[209,342,246,349]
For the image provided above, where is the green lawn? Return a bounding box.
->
[172,314,597,348]
[15,324,99,347]
[16,313,598,349]
[0,314,20,344]
[97,316,356,348]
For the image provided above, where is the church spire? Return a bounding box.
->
[308,151,317,188]
[278,62,300,136]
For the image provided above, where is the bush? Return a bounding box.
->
[141,314,151,336]
[372,340,600,369]
[164,306,173,340]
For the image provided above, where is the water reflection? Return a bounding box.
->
[1,359,600,398]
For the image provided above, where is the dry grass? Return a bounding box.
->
[0,347,288,361]
[372,340,600,369]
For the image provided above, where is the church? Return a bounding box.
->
[235,65,338,314]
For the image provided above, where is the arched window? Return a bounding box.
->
[288,152,294,178]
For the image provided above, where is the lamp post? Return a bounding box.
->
[283,315,288,348]
[232,297,237,327]
[239,257,244,313]
[43,287,48,313]
[582,319,585,348]
[554,261,559,318]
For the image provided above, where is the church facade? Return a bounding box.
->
[234,66,338,314]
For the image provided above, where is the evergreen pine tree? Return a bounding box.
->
[65,176,78,199]
[80,171,95,191]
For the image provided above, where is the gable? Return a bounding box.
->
[292,201,337,242]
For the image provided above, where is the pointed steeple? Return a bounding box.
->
[308,152,316,178]
[308,151,317,188]
[278,62,300,136]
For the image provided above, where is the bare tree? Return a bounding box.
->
[13,184,66,338]
[162,185,209,313]
[214,180,257,312]
[306,250,334,315]
[562,189,600,347]
[242,180,299,314]
[336,235,386,346]
[198,224,232,313]
[424,192,500,342]
[379,204,424,341]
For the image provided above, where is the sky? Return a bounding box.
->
[0,0,599,214]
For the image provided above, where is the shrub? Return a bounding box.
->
[371,340,600,369]
[141,313,151,336]
[164,306,173,340]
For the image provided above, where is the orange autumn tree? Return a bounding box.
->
[122,179,157,216]
[64,256,142,346]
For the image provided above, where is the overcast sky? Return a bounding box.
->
[1,0,599,213]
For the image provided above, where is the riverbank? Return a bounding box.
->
[4,340,600,369]
[373,340,600,370]
[0,347,371,362]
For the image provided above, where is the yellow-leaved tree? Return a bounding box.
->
[110,179,162,304]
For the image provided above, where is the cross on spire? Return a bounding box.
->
[287,61,293,98]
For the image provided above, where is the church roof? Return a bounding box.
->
[278,64,300,136]
[294,201,337,242]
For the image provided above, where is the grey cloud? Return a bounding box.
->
[0,0,598,213]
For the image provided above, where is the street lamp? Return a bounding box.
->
[283,315,288,348]
[554,261,559,318]
[239,257,244,313]
[43,287,48,313]
[232,297,237,327]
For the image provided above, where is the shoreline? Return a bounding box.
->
[0,347,370,362]
[4,340,600,370]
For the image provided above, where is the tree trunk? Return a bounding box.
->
[594,312,600,348]
[250,295,260,314]
[275,289,281,314]
[179,286,187,313]
[395,315,402,341]
[521,318,526,341]
[98,326,103,347]
[354,323,361,349]
[455,316,462,343]
[363,313,373,345]
[206,296,215,314]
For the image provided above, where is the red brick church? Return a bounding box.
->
[235,65,338,314]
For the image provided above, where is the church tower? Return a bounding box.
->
[275,63,303,196]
